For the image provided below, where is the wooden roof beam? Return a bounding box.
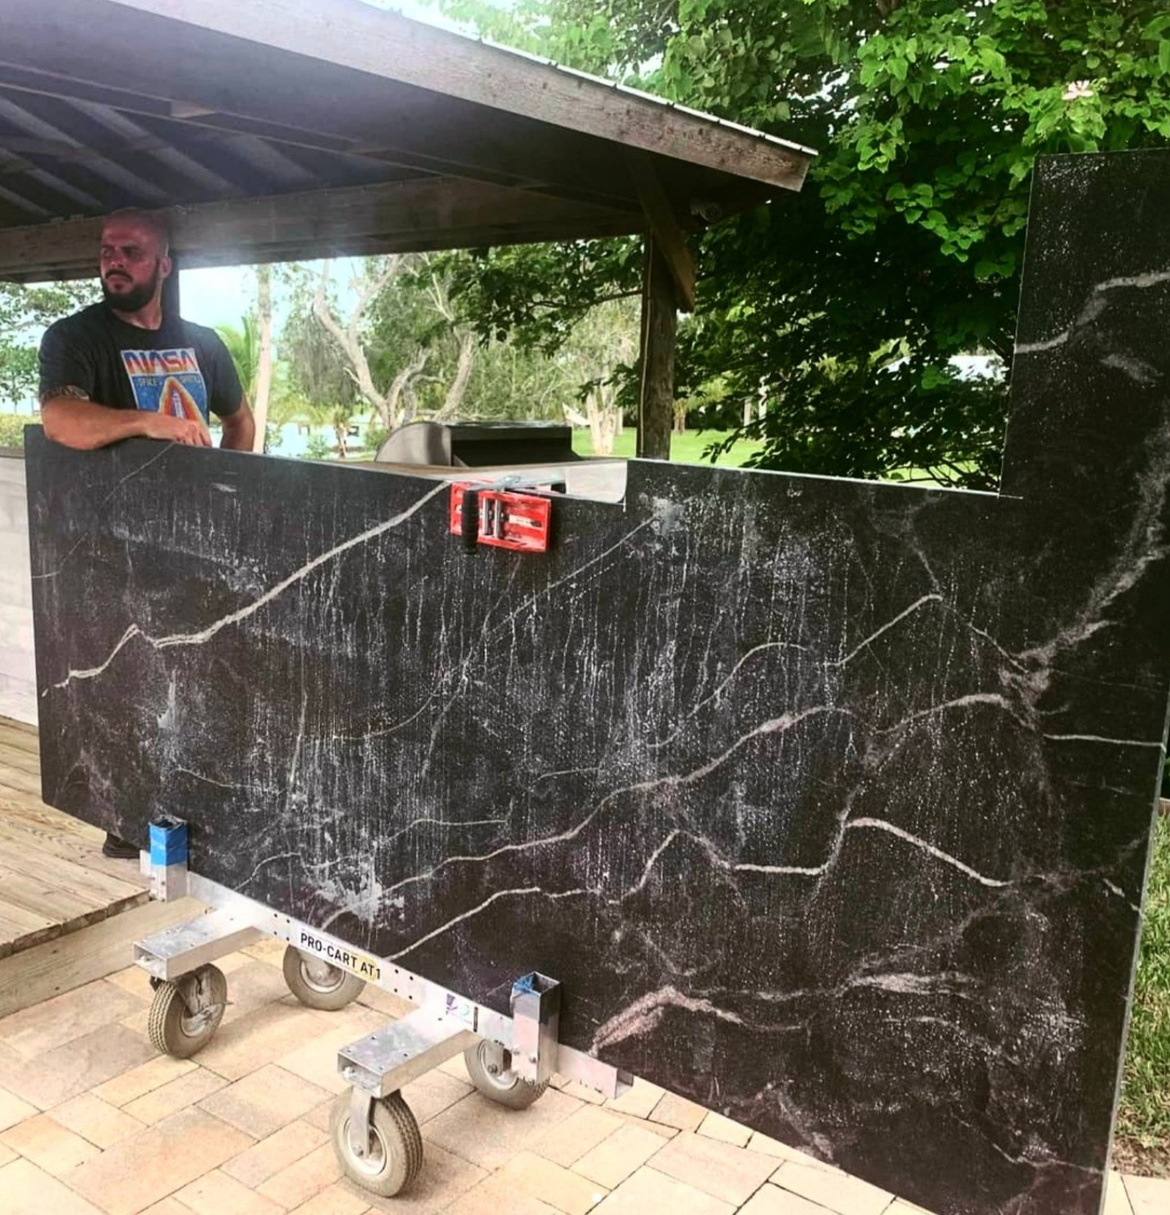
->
[105,0,814,193]
[0,177,645,281]
[626,151,696,313]
[0,94,172,205]
[0,59,645,217]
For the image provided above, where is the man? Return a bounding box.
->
[38,209,256,857]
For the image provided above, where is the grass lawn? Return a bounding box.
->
[572,428,765,465]
[1116,811,1170,1174]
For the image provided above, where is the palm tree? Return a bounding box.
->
[215,264,273,453]
[217,317,261,399]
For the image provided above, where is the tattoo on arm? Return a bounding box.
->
[40,385,91,406]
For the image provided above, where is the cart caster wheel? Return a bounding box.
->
[282,945,366,1011]
[148,963,227,1058]
[464,1040,550,1109]
[331,1090,423,1197]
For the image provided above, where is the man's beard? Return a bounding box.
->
[102,262,161,313]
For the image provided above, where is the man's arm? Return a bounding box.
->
[41,387,211,450]
[219,399,256,451]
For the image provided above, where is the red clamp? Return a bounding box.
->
[449,484,552,553]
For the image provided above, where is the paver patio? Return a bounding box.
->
[0,932,1164,1215]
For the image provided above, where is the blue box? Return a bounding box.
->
[149,816,188,866]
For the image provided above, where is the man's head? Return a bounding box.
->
[99,209,172,314]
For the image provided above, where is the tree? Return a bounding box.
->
[0,281,97,409]
[558,297,640,455]
[251,264,274,454]
[311,255,479,435]
[216,317,261,398]
[217,268,285,454]
[433,0,1170,487]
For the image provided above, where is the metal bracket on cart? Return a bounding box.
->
[332,971,630,1198]
[132,824,633,1196]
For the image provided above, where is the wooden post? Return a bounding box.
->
[162,251,181,319]
[636,237,677,461]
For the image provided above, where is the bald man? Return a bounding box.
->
[37,210,256,857]
[39,208,255,452]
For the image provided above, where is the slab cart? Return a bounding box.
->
[136,811,629,1196]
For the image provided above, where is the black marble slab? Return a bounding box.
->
[26,149,1170,1215]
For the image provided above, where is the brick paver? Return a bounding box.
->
[197,1063,332,1139]
[0,1084,38,1132]
[698,1112,753,1148]
[1125,1173,1170,1215]
[492,1150,608,1214]
[738,1185,834,1215]
[1,940,1166,1215]
[0,1111,101,1175]
[648,1091,709,1132]
[424,1087,583,1172]
[0,1157,105,1215]
[47,1093,146,1150]
[287,1182,372,1214]
[121,1068,228,1126]
[592,1165,735,1214]
[92,1056,197,1109]
[221,1119,329,1189]
[171,1168,285,1215]
[650,1132,777,1205]
[62,1107,253,1215]
[571,1122,668,1190]
[771,1156,893,1214]
[529,1105,624,1168]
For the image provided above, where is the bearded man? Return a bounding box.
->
[37,209,256,857]
[38,208,255,452]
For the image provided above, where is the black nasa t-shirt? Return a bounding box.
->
[39,303,243,424]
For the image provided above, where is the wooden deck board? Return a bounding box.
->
[0,718,39,752]
[0,716,149,959]
[0,740,42,777]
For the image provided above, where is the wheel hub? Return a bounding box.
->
[302,957,345,991]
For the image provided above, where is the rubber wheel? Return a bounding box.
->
[463,1040,550,1109]
[148,964,227,1058]
[331,1091,423,1197]
[282,946,367,1011]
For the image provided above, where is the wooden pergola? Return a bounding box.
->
[0,0,815,458]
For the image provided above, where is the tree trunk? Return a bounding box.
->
[433,330,477,422]
[386,349,429,428]
[313,259,402,428]
[586,388,619,456]
[251,264,273,453]
[636,239,676,460]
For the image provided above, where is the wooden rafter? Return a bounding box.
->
[0,58,644,217]
[0,177,644,281]
[626,151,697,313]
[101,0,812,192]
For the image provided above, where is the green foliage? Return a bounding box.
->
[363,257,474,421]
[0,413,31,448]
[572,425,764,465]
[0,281,97,408]
[216,317,262,398]
[437,241,643,354]
[280,296,358,417]
[431,0,1169,487]
[304,433,334,460]
[1118,814,1170,1154]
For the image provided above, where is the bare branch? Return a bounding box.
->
[314,260,392,425]
[385,347,431,427]
[433,330,477,422]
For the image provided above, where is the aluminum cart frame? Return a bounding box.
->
[133,817,631,1197]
